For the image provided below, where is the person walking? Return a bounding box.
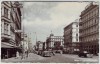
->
[16,51,19,59]
[26,50,29,58]
[51,50,55,56]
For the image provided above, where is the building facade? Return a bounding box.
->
[64,21,79,54]
[1,1,22,59]
[46,33,64,50]
[79,2,99,55]
[35,41,45,51]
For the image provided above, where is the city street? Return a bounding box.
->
[1,1,99,63]
[1,53,99,63]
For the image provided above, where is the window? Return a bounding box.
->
[4,22,9,35]
[76,24,78,27]
[76,33,78,36]
[76,38,78,41]
[4,7,8,18]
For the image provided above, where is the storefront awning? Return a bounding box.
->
[1,42,15,48]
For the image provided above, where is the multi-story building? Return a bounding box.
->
[46,33,64,50]
[35,41,45,51]
[1,1,22,59]
[64,21,79,54]
[79,2,99,55]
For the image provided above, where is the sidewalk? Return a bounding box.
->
[1,53,45,63]
[1,56,22,63]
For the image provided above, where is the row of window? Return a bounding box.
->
[64,35,72,39]
[81,6,99,22]
[64,33,78,39]
[82,17,99,29]
[72,33,78,36]
[72,29,79,32]
[72,38,79,42]
[64,29,71,35]
[1,6,10,19]
[84,45,98,49]
[64,29,79,36]
[64,39,72,42]
[81,34,98,42]
[51,37,64,39]
[81,25,99,36]
[50,39,63,41]
[72,24,79,28]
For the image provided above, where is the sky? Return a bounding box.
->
[22,1,91,45]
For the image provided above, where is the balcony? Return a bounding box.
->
[1,33,11,40]
[3,1,11,7]
[9,38,16,45]
[90,30,99,35]
[1,16,10,23]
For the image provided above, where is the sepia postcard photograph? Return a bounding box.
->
[0,0,99,63]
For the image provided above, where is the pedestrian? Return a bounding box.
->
[51,50,55,56]
[24,51,27,58]
[21,50,24,60]
[16,51,19,59]
[21,51,26,59]
[26,50,28,58]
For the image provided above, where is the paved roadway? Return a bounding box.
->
[1,53,99,63]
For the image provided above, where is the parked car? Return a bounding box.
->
[62,48,68,54]
[41,51,52,57]
[55,50,62,54]
[38,50,43,55]
[78,51,93,58]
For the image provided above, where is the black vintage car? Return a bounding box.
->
[41,51,52,57]
[78,51,93,58]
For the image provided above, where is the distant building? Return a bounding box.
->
[21,34,29,52]
[36,41,45,51]
[1,1,22,59]
[64,21,79,54]
[27,37,33,52]
[46,33,64,50]
[79,2,99,54]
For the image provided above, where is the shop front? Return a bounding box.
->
[1,42,20,59]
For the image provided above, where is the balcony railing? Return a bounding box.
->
[1,33,11,39]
